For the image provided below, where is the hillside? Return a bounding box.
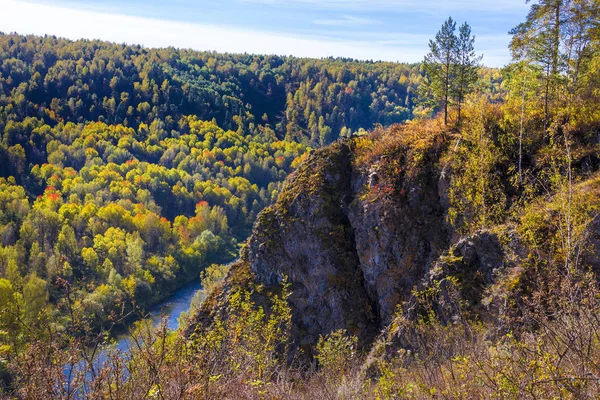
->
[0,33,443,146]
[7,97,600,398]
[0,32,461,344]
[2,0,600,397]
[183,105,600,397]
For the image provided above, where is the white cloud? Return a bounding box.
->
[0,0,425,61]
[0,0,512,66]
[239,0,528,13]
[313,15,376,26]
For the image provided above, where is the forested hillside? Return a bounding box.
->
[0,33,466,348]
[0,33,434,145]
[4,0,593,397]
[3,0,599,395]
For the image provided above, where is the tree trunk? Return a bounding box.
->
[457,74,464,125]
[444,95,448,125]
[519,78,525,185]
[544,63,550,132]
[444,70,449,125]
[552,1,561,79]
[551,0,562,105]
[444,53,451,126]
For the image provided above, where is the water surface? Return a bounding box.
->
[64,280,203,386]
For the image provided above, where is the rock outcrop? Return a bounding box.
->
[244,132,454,349]
[191,125,600,359]
[247,141,378,348]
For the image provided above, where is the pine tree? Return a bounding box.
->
[421,17,457,125]
[510,0,565,129]
[453,22,482,124]
[510,0,600,131]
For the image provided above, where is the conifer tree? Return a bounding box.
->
[509,0,600,131]
[510,0,564,130]
[453,22,482,123]
[421,17,457,125]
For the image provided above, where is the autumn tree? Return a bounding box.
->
[509,0,600,128]
[503,61,542,185]
[510,1,563,129]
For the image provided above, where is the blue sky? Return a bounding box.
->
[0,0,530,66]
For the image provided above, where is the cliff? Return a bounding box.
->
[189,118,600,359]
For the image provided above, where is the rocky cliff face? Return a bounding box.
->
[346,147,449,326]
[192,124,600,357]
[247,141,378,347]
[244,129,456,349]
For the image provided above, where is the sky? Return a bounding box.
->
[0,0,530,67]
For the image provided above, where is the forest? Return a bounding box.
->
[0,31,483,379]
[1,0,600,397]
[0,32,473,347]
[0,34,436,145]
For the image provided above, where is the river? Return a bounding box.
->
[111,279,203,353]
[63,279,203,388]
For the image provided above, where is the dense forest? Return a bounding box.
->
[0,32,474,346]
[2,0,600,396]
[1,33,429,145]
[0,31,503,372]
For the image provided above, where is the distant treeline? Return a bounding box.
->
[0,33,502,146]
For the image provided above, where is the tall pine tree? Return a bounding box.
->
[453,22,482,124]
[421,17,457,125]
